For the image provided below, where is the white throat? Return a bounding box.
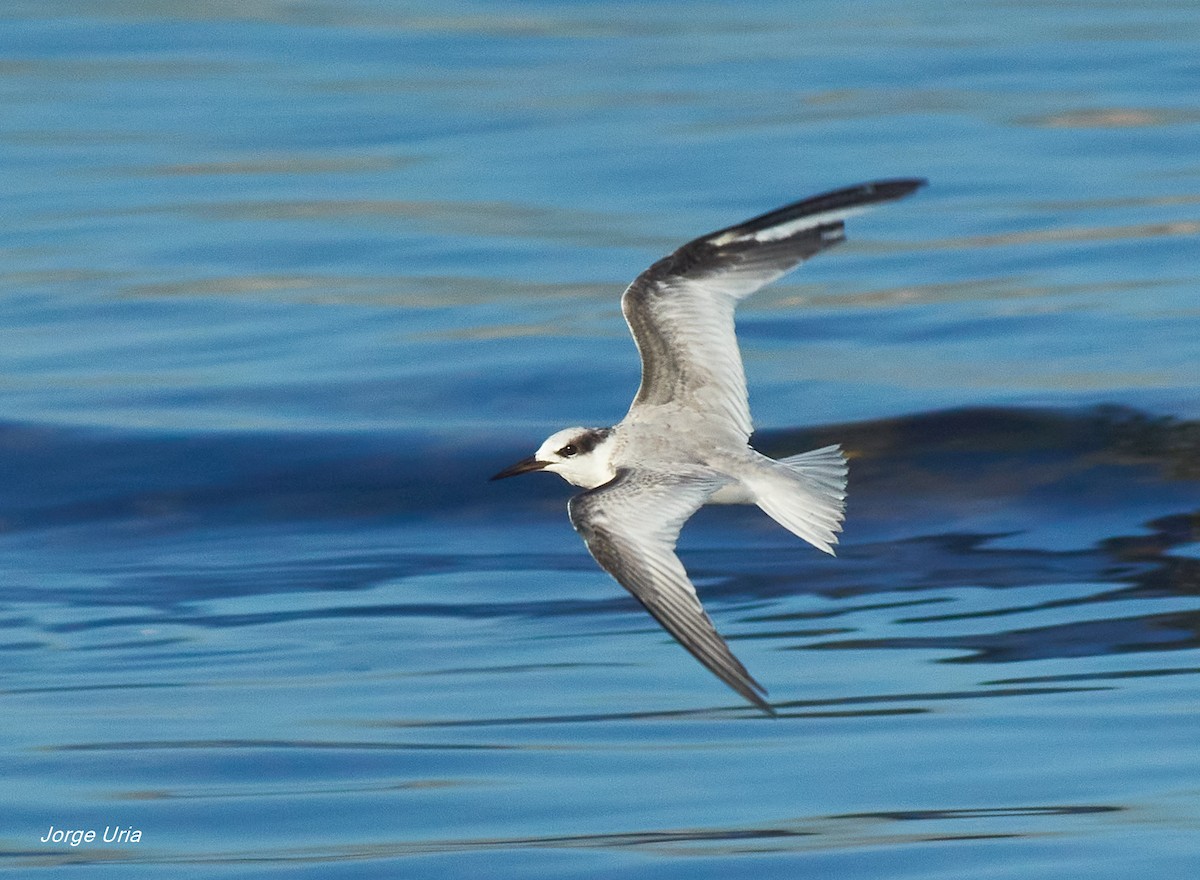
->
[551,447,616,489]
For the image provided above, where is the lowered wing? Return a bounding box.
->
[568,468,773,713]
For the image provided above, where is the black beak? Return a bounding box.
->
[490,456,549,481]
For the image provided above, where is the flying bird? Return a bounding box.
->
[492,179,926,713]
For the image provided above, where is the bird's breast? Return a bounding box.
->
[708,482,755,505]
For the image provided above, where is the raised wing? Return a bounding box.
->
[622,178,926,437]
[568,468,774,713]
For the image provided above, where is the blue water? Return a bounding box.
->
[3,2,1199,877]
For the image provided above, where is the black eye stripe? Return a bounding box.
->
[554,427,611,459]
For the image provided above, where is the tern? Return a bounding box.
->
[493,179,925,713]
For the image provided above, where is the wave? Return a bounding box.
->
[2,405,1194,534]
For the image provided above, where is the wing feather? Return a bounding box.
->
[568,469,774,713]
[622,178,926,437]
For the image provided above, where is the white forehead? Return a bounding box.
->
[536,427,589,458]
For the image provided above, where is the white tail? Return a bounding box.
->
[749,445,847,555]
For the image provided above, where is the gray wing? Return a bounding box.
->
[568,468,774,713]
[622,178,926,438]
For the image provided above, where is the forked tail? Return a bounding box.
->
[748,445,848,555]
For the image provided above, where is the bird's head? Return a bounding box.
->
[490,426,616,489]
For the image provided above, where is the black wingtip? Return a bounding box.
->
[870,176,928,190]
[797,176,929,214]
[743,679,776,716]
[726,689,776,715]
[859,177,928,202]
[707,177,927,246]
[720,667,775,715]
[753,696,778,717]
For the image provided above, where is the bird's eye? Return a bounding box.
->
[558,444,578,457]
